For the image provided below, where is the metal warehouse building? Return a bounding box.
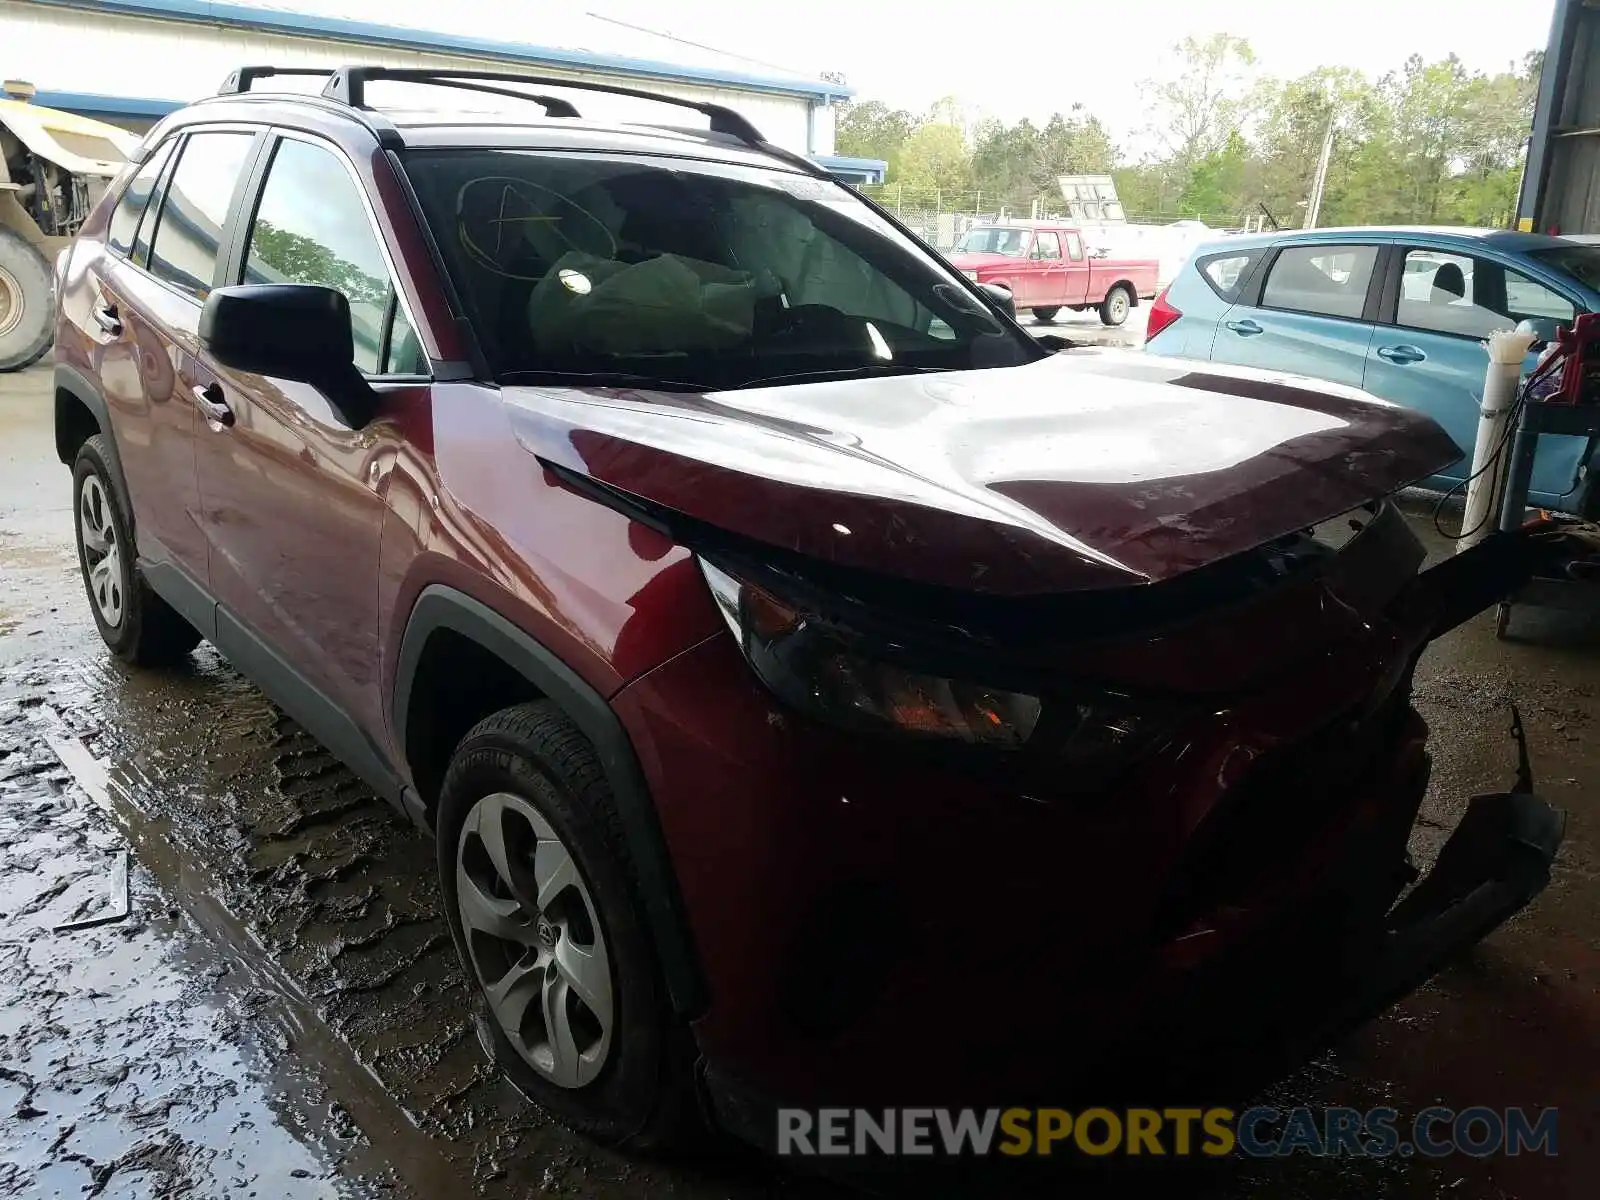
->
[0,0,886,181]
[1519,0,1600,233]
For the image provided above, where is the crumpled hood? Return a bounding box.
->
[503,349,1462,596]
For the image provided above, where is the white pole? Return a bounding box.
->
[1457,328,1539,553]
[1303,117,1335,229]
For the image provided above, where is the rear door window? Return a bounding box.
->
[108,141,175,258]
[147,131,256,299]
[1261,244,1378,320]
[1034,231,1062,260]
[1196,251,1257,302]
[1065,232,1085,262]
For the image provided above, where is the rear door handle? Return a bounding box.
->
[1225,318,1263,336]
[192,383,234,428]
[1377,344,1426,364]
[92,304,121,335]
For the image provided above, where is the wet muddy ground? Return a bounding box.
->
[2,360,1596,1198]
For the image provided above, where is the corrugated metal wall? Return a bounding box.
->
[0,0,825,154]
[1523,0,1600,234]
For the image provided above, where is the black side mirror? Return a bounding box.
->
[200,284,374,427]
[976,281,1016,320]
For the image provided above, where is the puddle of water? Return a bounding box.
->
[0,724,389,1199]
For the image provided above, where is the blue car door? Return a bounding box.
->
[1362,246,1588,507]
[1208,242,1381,387]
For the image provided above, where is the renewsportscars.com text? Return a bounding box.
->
[776,1106,1559,1159]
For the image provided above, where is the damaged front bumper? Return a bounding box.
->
[694,524,1571,1140]
[1124,523,1572,1098]
[1137,784,1565,1102]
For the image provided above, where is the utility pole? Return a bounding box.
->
[1303,115,1336,229]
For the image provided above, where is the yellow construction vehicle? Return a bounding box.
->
[1,80,139,370]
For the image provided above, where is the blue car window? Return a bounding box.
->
[1261,245,1377,320]
[1396,249,1576,337]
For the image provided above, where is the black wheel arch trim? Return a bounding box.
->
[393,585,709,1017]
[54,363,136,533]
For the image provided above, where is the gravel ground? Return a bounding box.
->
[1,359,1595,1199]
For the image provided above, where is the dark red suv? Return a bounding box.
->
[53,66,1563,1155]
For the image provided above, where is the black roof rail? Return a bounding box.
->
[218,66,335,95]
[209,64,836,178]
[322,65,768,144]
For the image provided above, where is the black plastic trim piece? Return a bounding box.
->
[217,131,274,291]
[393,585,709,1016]
[220,66,332,95]
[140,553,218,642]
[213,605,408,810]
[1369,244,1402,325]
[53,364,135,532]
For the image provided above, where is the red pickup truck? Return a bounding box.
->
[947,223,1160,326]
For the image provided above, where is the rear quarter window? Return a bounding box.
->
[1194,250,1259,302]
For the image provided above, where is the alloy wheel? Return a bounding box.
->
[79,474,125,628]
[455,790,613,1089]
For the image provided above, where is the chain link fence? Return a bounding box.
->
[853,185,1279,286]
[856,184,1257,253]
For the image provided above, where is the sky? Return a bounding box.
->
[239,0,1556,140]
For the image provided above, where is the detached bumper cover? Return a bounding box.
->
[1145,789,1565,1099]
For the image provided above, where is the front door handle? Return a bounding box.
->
[1225,318,1263,336]
[92,304,121,335]
[1376,344,1427,364]
[192,383,235,428]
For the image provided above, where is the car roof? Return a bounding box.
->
[160,88,815,178]
[1190,225,1576,257]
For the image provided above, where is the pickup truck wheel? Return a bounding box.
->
[0,226,54,372]
[1099,285,1132,327]
[73,435,202,665]
[1030,306,1060,323]
[436,701,699,1149]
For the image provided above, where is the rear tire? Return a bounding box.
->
[72,435,202,666]
[436,701,699,1150]
[0,226,53,372]
[1030,306,1060,323]
[1099,284,1133,327]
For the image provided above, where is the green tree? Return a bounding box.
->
[248,221,387,308]
[1178,131,1251,219]
[1142,34,1258,181]
[835,100,916,176]
[894,123,972,199]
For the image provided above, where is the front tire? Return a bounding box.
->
[1030,306,1060,323]
[1099,285,1133,327]
[72,435,201,665]
[436,701,696,1148]
[0,225,53,373]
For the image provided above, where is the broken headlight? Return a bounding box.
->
[700,559,1041,746]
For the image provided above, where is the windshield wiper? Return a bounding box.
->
[498,369,712,393]
[739,364,951,389]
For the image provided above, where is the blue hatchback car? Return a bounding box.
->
[1145,228,1600,513]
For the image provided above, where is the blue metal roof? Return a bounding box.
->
[813,154,887,183]
[23,0,849,102]
[33,89,183,118]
